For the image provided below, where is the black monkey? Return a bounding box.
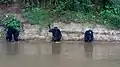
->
[49,27,62,42]
[84,29,94,43]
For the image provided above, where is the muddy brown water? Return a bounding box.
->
[0,40,120,67]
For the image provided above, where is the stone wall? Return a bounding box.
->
[19,22,120,41]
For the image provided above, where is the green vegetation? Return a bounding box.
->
[0,0,13,4]
[1,14,21,31]
[1,0,120,29]
[22,7,53,27]
[99,9,120,29]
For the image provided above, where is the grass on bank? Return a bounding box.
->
[21,7,120,30]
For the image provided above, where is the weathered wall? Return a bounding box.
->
[19,22,120,41]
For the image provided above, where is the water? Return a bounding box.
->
[0,40,120,67]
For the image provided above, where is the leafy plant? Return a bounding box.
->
[1,13,21,31]
[20,0,120,29]
[22,7,53,28]
[0,0,13,4]
[99,10,120,29]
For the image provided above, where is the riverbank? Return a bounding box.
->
[0,21,120,41]
[17,22,120,41]
[0,5,120,41]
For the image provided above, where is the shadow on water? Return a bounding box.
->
[84,43,93,58]
[52,42,61,54]
[5,42,19,55]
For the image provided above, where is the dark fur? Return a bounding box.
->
[49,27,62,42]
[6,27,19,42]
[84,29,94,43]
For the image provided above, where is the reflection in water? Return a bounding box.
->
[84,43,93,58]
[0,41,120,67]
[6,42,19,55]
[52,42,61,54]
